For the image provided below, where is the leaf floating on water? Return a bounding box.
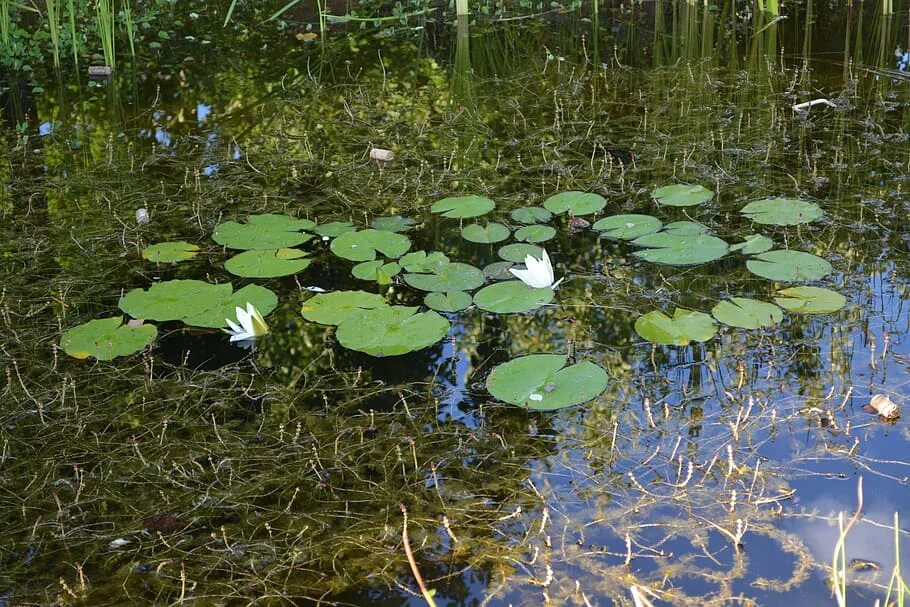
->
[511,206,552,224]
[631,233,728,265]
[142,241,199,263]
[740,198,824,226]
[461,222,511,244]
[711,297,783,329]
[300,290,387,325]
[424,291,472,313]
[651,183,714,207]
[224,248,310,278]
[746,250,832,282]
[330,229,411,262]
[61,316,157,360]
[431,195,496,218]
[486,354,608,410]
[403,262,484,292]
[514,224,557,243]
[335,306,450,356]
[498,243,544,263]
[543,191,606,216]
[371,215,416,232]
[593,214,662,240]
[729,234,774,255]
[774,286,846,314]
[213,214,315,250]
[314,221,357,238]
[473,281,555,313]
[635,309,717,345]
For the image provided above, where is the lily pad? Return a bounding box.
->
[213,214,315,250]
[314,221,356,238]
[424,291,472,313]
[336,306,450,356]
[431,195,495,219]
[61,316,157,360]
[774,286,846,313]
[142,241,200,263]
[473,281,555,313]
[400,251,450,273]
[730,234,774,255]
[746,250,832,281]
[352,260,401,284]
[543,191,606,216]
[224,248,311,278]
[662,221,710,236]
[119,280,232,321]
[514,225,557,243]
[741,198,824,226]
[593,215,662,240]
[631,233,728,265]
[371,215,416,232]
[403,262,484,292]
[180,284,278,328]
[635,309,717,345]
[482,261,515,280]
[300,291,388,325]
[511,206,552,224]
[711,297,783,329]
[652,184,714,207]
[330,229,411,262]
[486,354,608,410]
[498,243,544,263]
[462,222,511,244]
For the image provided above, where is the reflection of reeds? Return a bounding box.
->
[96,0,115,68]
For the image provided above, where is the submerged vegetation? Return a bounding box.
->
[2,0,910,605]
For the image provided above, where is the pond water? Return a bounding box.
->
[2,2,910,605]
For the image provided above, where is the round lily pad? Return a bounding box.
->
[631,233,728,265]
[352,260,401,284]
[314,221,357,238]
[543,191,606,216]
[741,198,824,226]
[711,297,783,329]
[593,215,662,240]
[424,291,472,313]
[224,248,311,278]
[371,216,416,232]
[403,262,484,292]
[473,281,555,313]
[462,222,511,244]
[746,250,832,282]
[635,309,717,345]
[651,184,714,207]
[511,206,552,224]
[483,261,515,280]
[142,241,200,263]
[300,290,388,325]
[498,243,544,263]
[774,286,846,313]
[336,306,450,356]
[486,354,608,410]
[213,214,315,250]
[119,280,232,321]
[662,221,710,236]
[431,195,495,218]
[330,229,411,262]
[61,316,157,360]
[514,225,557,243]
[730,234,774,255]
[180,284,278,329]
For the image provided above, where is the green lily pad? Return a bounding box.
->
[511,206,553,224]
[180,284,278,329]
[741,198,824,225]
[483,261,515,280]
[371,216,416,232]
[224,248,311,278]
[631,233,728,265]
[543,191,606,216]
[746,250,832,281]
[514,225,557,243]
[473,281,554,313]
[352,260,401,284]
[774,286,846,313]
[314,221,356,238]
[300,290,388,325]
[462,222,511,244]
[403,262,484,292]
[711,297,783,329]
[119,280,232,321]
[486,354,608,410]
[662,221,710,236]
[635,309,717,345]
[400,251,450,273]
[213,214,315,250]
[61,316,157,360]
[593,214,662,240]
[498,243,544,263]
[730,234,774,255]
[330,229,411,262]
[652,184,714,207]
[142,241,200,263]
[431,195,495,218]
[424,291,472,313]
[336,306,450,356]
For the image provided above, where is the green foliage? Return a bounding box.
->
[746,250,832,281]
[180,285,278,329]
[511,206,552,224]
[300,290,387,325]
[486,354,608,410]
[403,262,484,292]
[335,306,450,356]
[142,241,200,263]
[730,234,774,254]
[61,316,156,360]
[352,260,401,283]
[498,243,544,263]
[635,308,717,345]
[371,215,416,232]
[213,214,315,250]
[741,198,824,225]
[543,191,606,216]
[424,291,472,312]
[711,297,783,329]
[461,222,510,243]
[593,214,662,240]
[651,184,714,207]
[330,229,411,262]
[314,221,357,238]
[774,286,846,313]
[224,248,311,278]
[514,224,556,243]
[632,232,728,265]
[473,281,554,313]
[431,195,496,218]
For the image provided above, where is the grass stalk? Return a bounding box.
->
[66,0,78,69]
[96,0,115,68]
[831,476,863,607]
[46,0,61,68]
[1,0,11,56]
[456,0,469,17]
[123,0,135,62]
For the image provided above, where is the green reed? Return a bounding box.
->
[46,0,61,67]
[123,0,135,63]
[96,0,115,68]
[66,0,78,69]
[1,0,10,56]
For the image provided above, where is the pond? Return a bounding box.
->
[2,1,910,605]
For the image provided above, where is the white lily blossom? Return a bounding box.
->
[224,302,269,342]
[509,249,564,289]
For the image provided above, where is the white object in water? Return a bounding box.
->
[792,98,837,112]
[509,249,564,290]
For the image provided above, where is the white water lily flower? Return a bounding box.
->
[509,249,564,289]
[224,302,269,342]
